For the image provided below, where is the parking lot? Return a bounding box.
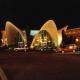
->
[0,50,80,80]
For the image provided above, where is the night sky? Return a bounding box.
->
[0,0,80,30]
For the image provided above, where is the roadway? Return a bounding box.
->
[0,50,80,80]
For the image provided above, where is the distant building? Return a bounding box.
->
[65,28,80,47]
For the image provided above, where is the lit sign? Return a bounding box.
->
[30,30,39,36]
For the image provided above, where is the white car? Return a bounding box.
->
[14,47,29,51]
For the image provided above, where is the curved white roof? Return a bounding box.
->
[58,25,68,46]
[5,21,27,45]
[30,20,58,48]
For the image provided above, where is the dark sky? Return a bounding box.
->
[0,0,80,30]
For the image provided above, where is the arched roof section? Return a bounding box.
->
[5,21,27,45]
[30,20,58,48]
[57,25,68,46]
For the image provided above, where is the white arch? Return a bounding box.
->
[30,20,58,48]
[58,25,68,46]
[5,21,27,46]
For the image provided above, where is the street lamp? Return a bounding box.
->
[76,38,79,42]
[76,38,79,53]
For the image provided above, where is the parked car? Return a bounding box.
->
[14,47,29,51]
[68,44,78,49]
[56,45,77,53]
[35,46,57,52]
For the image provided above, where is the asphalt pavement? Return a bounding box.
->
[0,50,80,80]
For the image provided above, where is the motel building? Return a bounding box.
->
[65,28,80,47]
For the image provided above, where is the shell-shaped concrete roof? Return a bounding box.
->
[30,20,58,48]
[57,25,68,46]
[5,21,27,45]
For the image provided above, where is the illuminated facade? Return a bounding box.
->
[65,28,80,47]
[5,21,27,47]
[58,25,68,46]
[30,30,54,48]
[30,20,68,48]
[1,20,68,48]
[1,30,7,46]
[30,20,58,48]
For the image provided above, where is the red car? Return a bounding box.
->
[57,45,77,53]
